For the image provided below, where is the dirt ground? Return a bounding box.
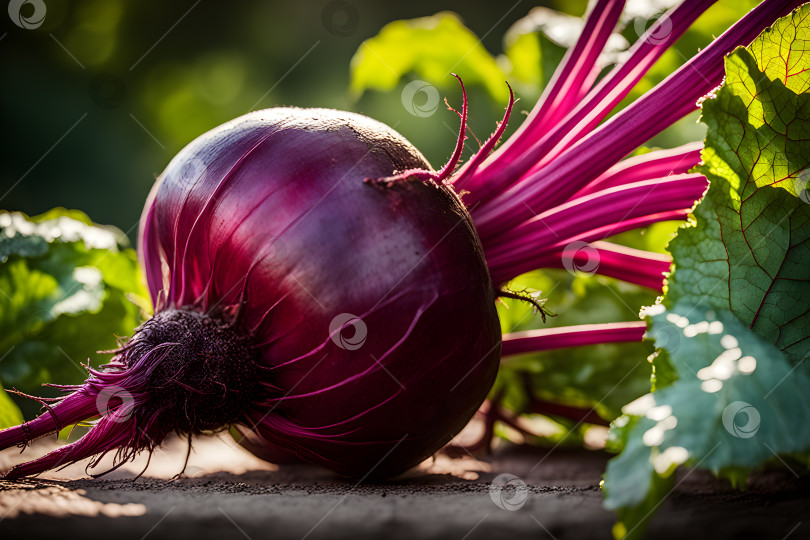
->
[0,433,808,540]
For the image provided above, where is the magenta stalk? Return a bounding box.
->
[502,322,648,357]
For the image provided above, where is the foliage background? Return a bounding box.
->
[1,0,754,238]
[1,0,577,239]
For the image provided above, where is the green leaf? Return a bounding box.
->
[665,10,810,364]
[604,303,810,539]
[349,12,508,101]
[604,7,810,538]
[603,415,675,540]
[0,209,149,397]
[0,381,24,429]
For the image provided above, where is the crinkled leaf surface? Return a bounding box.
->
[666,10,810,363]
[605,303,810,538]
[604,7,810,539]
[0,209,149,396]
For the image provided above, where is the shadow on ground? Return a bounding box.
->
[1,435,808,539]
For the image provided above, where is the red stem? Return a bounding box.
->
[489,241,672,290]
[471,0,801,238]
[501,321,647,356]
[436,74,469,182]
[459,0,627,196]
[462,0,715,207]
[452,83,515,188]
[573,142,703,199]
[482,175,707,272]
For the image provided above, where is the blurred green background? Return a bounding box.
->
[1,0,754,241]
[0,0,567,239]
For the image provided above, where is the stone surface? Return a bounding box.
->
[0,434,808,539]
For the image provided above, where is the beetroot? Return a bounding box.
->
[0,0,799,480]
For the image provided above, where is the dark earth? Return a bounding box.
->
[0,433,808,540]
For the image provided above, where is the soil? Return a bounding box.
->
[0,434,808,540]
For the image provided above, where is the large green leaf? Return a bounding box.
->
[665,19,810,363]
[604,6,810,538]
[0,209,149,397]
[605,303,810,539]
